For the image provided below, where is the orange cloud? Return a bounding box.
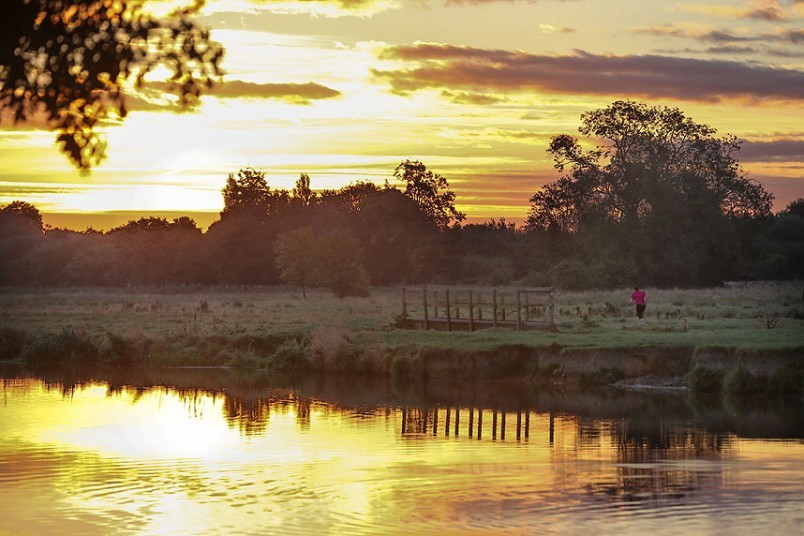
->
[740,138,804,162]
[136,79,341,107]
[373,44,804,103]
[679,1,797,22]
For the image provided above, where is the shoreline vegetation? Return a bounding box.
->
[1,284,802,396]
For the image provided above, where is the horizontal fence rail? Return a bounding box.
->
[401,286,555,331]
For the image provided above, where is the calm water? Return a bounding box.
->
[1,368,802,535]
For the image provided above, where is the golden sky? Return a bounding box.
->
[1,0,803,229]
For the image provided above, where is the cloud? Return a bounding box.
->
[139,80,341,106]
[538,23,576,34]
[207,80,342,103]
[740,138,804,162]
[441,91,504,105]
[635,25,804,46]
[372,44,804,103]
[679,1,795,22]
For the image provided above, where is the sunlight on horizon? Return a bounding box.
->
[1,0,802,222]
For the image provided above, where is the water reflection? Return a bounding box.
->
[1,368,802,535]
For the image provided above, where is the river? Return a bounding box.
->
[1,367,802,535]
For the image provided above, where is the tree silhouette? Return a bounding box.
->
[0,200,43,231]
[528,100,773,232]
[221,167,289,221]
[275,227,316,297]
[291,173,317,207]
[394,160,465,228]
[527,100,775,286]
[1,0,223,169]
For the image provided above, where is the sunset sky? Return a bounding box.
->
[1,0,803,230]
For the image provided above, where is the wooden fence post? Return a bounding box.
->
[402,287,407,317]
[548,289,555,327]
[517,290,522,330]
[469,290,474,332]
[492,289,498,327]
[423,289,429,330]
[446,289,452,331]
[524,291,530,322]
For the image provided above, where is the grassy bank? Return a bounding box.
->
[1,284,803,392]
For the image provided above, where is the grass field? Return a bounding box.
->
[2,283,803,352]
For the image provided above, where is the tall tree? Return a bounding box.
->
[1,0,223,169]
[0,200,43,231]
[221,167,289,221]
[291,173,317,207]
[394,160,465,228]
[528,100,773,231]
[526,100,774,287]
[275,227,316,298]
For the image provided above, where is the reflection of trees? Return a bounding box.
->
[224,397,271,436]
[584,418,733,505]
[221,389,315,436]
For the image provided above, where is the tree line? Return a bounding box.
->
[2,102,803,293]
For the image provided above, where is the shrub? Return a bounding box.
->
[0,326,28,360]
[21,328,99,365]
[686,366,723,392]
[103,331,151,365]
[722,366,762,395]
[268,339,310,375]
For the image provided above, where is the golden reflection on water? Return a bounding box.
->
[0,378,802,535]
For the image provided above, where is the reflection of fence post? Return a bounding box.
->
[492,289,498,327]
[423,289,429,330]
[525,410,530,439]
[402,287,407,317]
[517,290,522,330]
[548,289,555,328]
[446,290,452,332]
[469,290,474,331]
[525,291,530,322]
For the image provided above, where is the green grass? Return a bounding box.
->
[1,283,803,352]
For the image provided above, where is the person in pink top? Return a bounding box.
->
[631,287,647,327]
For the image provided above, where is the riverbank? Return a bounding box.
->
[1,285,802,394]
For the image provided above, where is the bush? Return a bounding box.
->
[21,328,99,365]
[0,326,28,360]
[686,366,723,392]
[722,366,762,394]
[103,331,151,365]
[268,339,310,375]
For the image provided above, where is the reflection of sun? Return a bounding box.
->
[47,388,241,461]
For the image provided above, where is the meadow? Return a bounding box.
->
[2,283,802,349]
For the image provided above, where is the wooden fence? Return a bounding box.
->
[400,286,555,331]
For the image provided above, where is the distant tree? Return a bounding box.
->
[1,0,223,169]
[291,173,317,207]
[394,160,465,228]
[526,100,775,287]
[319,181,381,213]
[221,167,289,221]
[275,226,369,297]
[527,100,773,231]
[781,198,804,219]
[0,201,44,284]
[313,229,369,297]
[351,188,433,284]
[275,227,316,297]
[0,200,43,231]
